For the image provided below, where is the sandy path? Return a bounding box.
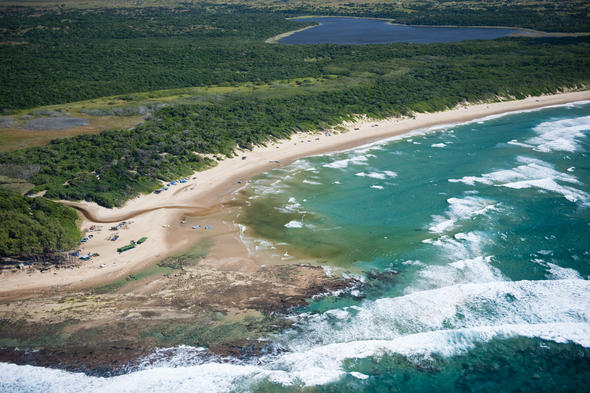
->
[2,90,589,299]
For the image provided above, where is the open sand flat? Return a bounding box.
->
[2,90,589,299]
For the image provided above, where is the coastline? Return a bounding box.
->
[1,90,589,300]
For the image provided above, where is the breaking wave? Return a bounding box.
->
[449,156,590,204]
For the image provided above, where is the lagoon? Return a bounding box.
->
[279,17,529,45]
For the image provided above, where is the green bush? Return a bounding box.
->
[0,189,81,257]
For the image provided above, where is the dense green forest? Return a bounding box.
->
[0,6,317,109]
[2,34,589,206]
[0,189,81,257]
[1,4,589,109]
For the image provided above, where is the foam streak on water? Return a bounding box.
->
[449,156,590,204]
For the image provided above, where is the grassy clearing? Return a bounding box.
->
[0,116,142,152]
[0,174,33,194]
[0,73,369,152]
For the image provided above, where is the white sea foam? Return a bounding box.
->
[411,256,503,292]
[415,227,503,293]
[507,139,535,149]
[302,179,321,185]
[449,156,590,204]
[370,185,384,190]
[349,371,369,380]
[0,361,266,393]
[546,263,583,280]
[4,320,589,392]
[422,230,489,262]
[284,279,590,349]
[322,154,369,169]
[285,220,303,228]
[531,258,582,280]
[355,171,397,180]
[275,197,304,213]
[402,260,425,267]
[525,115,590,153]
[249,177,288,196]
[237,224,272,255]
[505,113,590,154]
[431,143,447,148]
[428,196,499,233]
[268,322,590,386]
[288,159,318,173]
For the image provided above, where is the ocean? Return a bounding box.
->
[2,101,590,392]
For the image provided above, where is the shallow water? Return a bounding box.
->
[279,17,528,45]
[2,102,590,392]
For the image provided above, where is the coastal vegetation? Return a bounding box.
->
[0,188,81,257]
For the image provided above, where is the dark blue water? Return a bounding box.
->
[279,17,527,45]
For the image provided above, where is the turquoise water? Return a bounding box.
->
[2,102,590,392]
[279,17,527,45]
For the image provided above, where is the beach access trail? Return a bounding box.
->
[2,90,589,299]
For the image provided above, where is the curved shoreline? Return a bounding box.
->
[1,90,590,299]
[265,23,319,44]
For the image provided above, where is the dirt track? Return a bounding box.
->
[63,201,219,223]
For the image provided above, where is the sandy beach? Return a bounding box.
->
[1,90,589,299]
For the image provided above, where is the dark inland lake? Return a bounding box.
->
[279,17,530,45]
